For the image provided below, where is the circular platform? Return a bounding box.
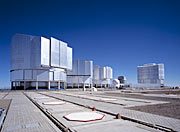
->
[99,98,117,101]
[64,112,105,122]
[43,101,66,105]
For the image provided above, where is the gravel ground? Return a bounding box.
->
[101,91,180,120]
[132,90,180,95]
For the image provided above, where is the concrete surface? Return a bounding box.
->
[43,91,180,131]
[1,92,61,132]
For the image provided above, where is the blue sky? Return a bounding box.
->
[0,0,180,88]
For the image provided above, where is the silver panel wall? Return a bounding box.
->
[11,70,23,81]
[11,34,50,70]
[93,66,113,80]
[137,63,164,85]
[106,67,113,79]
[67,76,92,84]
[51,37,60,67]
[93,66,100,80]
[41,37,50,66]
[35,70,49,81]
[93,65,113,85]
[67,60,93,85]
[53,71,66,81]
[50,37,71,70]
[60,71,67,82]
[24,70,33,80]
[59,40,67,69]
[11,34,72,85]
[85,60,93,76]
[68,60,93,76]
[11,34,34,70]
[100,67,106,79]
[54,71,60,81]
[71,60,78,75]
[67,47,72,70]
[78,60,85,75]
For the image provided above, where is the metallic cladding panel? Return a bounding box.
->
[93,66,113,84]
[83,76,91,83]
[41,37,50,66]
[24,70,33,80]
[93,66,100,80]
[51,37,60,67]
[100,67,106,79]
[36,70,49,81]
[67,76,91,84]
[53,70,67,81]
[11,34,42,70]
[32,70,49,81]
[137,63,164,85]
[85,61,90,75]
[11,34,71,83]
[72,60,78,75]
[90,61,93,77]
[49,71,54,81]
[85,60,93,76]
[31,36,41,68]
[11,70,23,81]
[68,60,93,76]
[11,34,32,70]
[78,60,85,75]
[106,67,113,79]
[54,71,60,81]
[60,71,66,81]
[32,70,37,80]
[67,47,72,70]
[158,64,164,79]
[59,40,67,69]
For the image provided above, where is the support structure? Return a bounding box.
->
[58,81,60,90]
[24,81,26,90]
[64,82,67,89]
[83,83,86,91]
[36,81,38,90]
[11,82,13,90]
[48,81,50,90]
[15,82,17,90]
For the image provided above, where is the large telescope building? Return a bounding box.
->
[137,63,164,87]
[67,59,93,88]
[10,34,72,90]
[93,66,113,88]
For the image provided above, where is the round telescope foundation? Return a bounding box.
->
[64,112,105,122]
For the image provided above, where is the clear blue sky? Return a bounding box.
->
[0,0,180,88]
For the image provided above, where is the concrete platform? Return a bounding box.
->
[64,112,105,122]
[26,91,162,132]
[53,91,169,107]
[43,91,180,132]
[2,90,179,132]
[1,92,61,132]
